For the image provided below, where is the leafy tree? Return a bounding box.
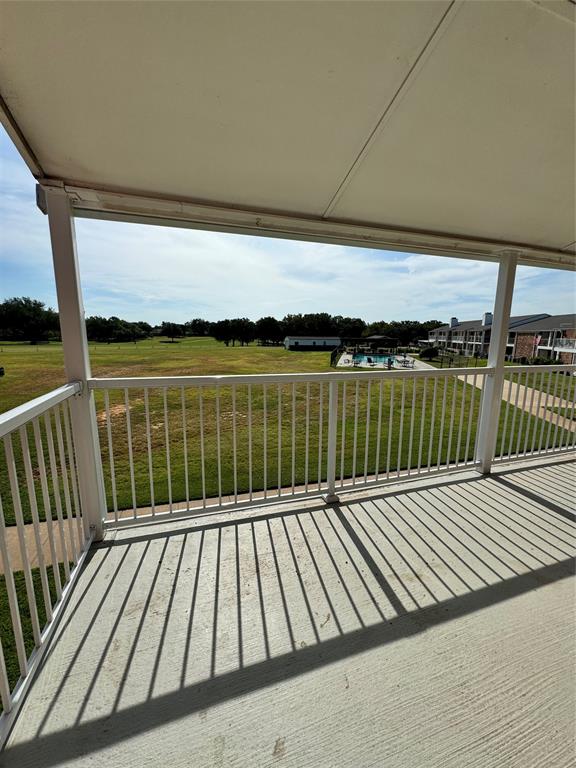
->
[86,316,112,343]
[230,318,255,346]
[255,316,284,345]
[185,318,211,336]
[160,322,184,342]
[365,319,444,346]
[282,313,339,336]
[0,297,59,342]
[334,316,366,338]
[86,316,152,343]
[211,319,233,346]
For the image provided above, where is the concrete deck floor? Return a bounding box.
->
[2,457,575,768]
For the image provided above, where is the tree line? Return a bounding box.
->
[0,298,442,347]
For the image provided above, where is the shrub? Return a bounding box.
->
[420,347,439,360]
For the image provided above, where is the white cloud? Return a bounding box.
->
[1,126,574,324]
[72,216,507,322]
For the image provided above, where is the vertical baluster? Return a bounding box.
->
[4,435,42,646]
[181,387,190,509]
[317,383,324,491]
[199,390,206,507]
[232,385,238,503]
[436,377,448,470]
[396,378,407,477]
[215,385,222,505]
[557,373,573,450]
[305,382,310,492]
[363,380,372,483]
[0,636,11,713]
[263,384,268,499]
[375,379,384,481]
[291,383,296,494]
[43,411,70,580]
[54,405,78,562]
[552,371,568,451]
[163,388,173,513]
[325,381,339,500]
[277,383,282,497]
[351,380,359,484]
[515,371,530,457]
[506,373,522,459]
[445,375,458,468]
[416,377,428,473]
[566,374,576,450]
[537,370,554,453]
[0,492,28,677]
[406,378,417,477]
[499,372,512,459]
[19,425,52,622]
[32,418,62,598]
[543,371,561,452]
[248,384,253,501]
[560,373,575,451]
[144,389,155,515]
[386,379,395,479]
[464,374,478,465]
[339,381,346,487]
[523,372,537,456]
[62,403,84,550]
[427,378,438,472]
[104,390,118,522]
[124,388,137,518]
[455,375,467,468]
[530,371,545,455]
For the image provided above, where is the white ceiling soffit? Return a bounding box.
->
[1,0,575,270]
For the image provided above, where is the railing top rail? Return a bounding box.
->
[0,382,81,438]
[88,366,495,390]
[505,363,576,373]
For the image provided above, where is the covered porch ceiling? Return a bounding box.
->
[0,0,575,269]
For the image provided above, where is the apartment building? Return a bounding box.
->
[427,313,550,358]
[511,314,576,363]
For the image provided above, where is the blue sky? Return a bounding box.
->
[1,125,574,325]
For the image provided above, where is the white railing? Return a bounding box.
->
[494,364,576,464]
[553,338,576,351]
[0,383,91,739]
[89,367,496,523]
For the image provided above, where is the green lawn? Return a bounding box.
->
[1,338,572,524]
[0,337,335,413]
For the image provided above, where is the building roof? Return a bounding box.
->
[511,313,576,333]
[430,314,550,333]
[1,2,575,270]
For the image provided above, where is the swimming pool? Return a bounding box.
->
[351,354,396,367]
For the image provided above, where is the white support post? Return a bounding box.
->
[476,253,518,473]
[42,186,107,540]
[323,381,340,504]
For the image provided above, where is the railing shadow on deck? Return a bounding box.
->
[2,462,575,767]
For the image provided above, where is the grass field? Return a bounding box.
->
[0,337,334,413]
[1,338,571,525]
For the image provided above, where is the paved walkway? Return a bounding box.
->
[460,374,576,434]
